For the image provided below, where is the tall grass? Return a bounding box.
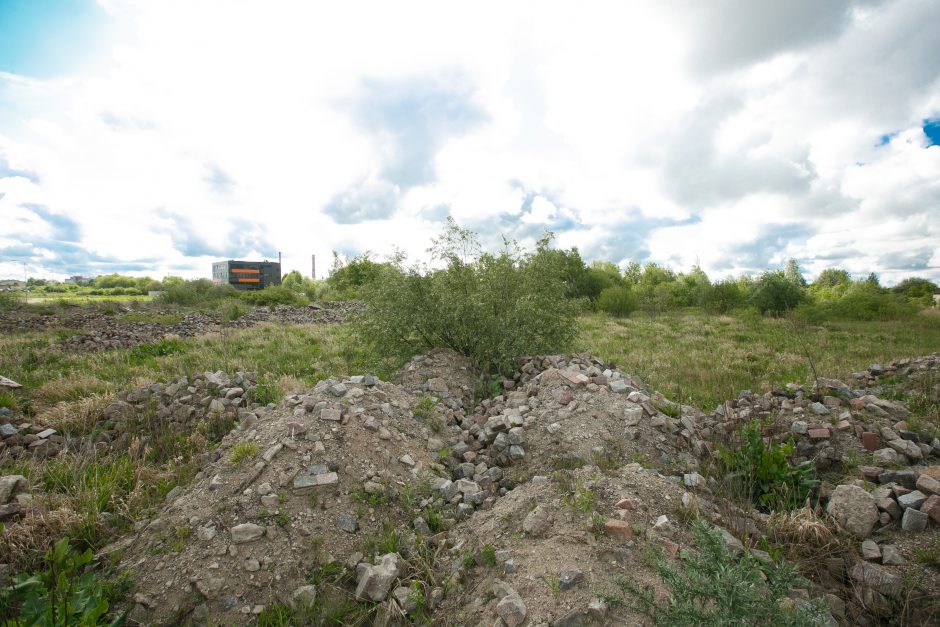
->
[578,308,940,410]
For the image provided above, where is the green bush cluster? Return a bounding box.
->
[356,219,580,376]
[611,521,827,626]
[716,424,818,512]
[0,536,126,626]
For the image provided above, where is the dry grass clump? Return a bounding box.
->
[33,393,115,436]
[766,507,840,560]
[276,374,307,395]
[31,374,111,408]
[0,507,85,572]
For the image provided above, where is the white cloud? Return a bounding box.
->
[0,0,938,284]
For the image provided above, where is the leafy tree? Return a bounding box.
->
[704,279,745,313]
[812,268,851,290]
[748,271,806,315]
[356,219,580,376]
[783,258,807,287]
[892,277,938,298]
[326,252,387,298]
[282,270,317,299]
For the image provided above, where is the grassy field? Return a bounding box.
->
[578,308,940,410]
[4,305,938,420]
[0,323,401,419]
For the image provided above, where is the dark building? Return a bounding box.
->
[212,260,281,290]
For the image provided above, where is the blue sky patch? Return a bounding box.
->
[0,0,111,77]
[924,118,940,147]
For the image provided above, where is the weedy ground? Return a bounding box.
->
[578,308,940,410]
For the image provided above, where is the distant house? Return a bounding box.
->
[934,290,940,307]
[0,279,25,291]
[212,260,281,291]
[65,275,90,285]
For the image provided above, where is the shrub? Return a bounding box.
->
[0,536,126,625]
[597,286,637,317]
[796,285,918,321]
[239,285,306,307]
[356,220,580,376]
[716,424,818,512]
[612,521,828,625]
[157,279,235,306]
[748,271,806,315]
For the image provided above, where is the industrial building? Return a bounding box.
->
[211,260,281,290]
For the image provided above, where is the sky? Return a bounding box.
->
[0,0,939,285]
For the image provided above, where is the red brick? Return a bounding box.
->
[657,537,679,558]
[922,495,940,524]
[604,519,634,540]
[862,431,878,451]
[808,428,831,440]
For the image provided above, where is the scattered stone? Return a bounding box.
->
[861,540,881,562]
[558,569,583,591]
[915,474,940,496]
[355,553,401,602]
[849,561,901,597]
[862,432,878,451]
[827,485,879,538]
[496,592,527,627]
[522,504,553,537]
[0,475,26,504]
[327,383,347,397]
[897,490,927,510]
[290,585,317,610]
[336,513,359,534]
[901,507,928,532]
[873,448,900,465]
[603,519,633,541]
[881,545,905,565]
[230,523,265,543]
[293,464,339,490]
[922,495,940,524]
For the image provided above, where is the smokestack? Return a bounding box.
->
[278,251,282,267]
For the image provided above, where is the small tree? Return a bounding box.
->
[748,271,806,315]
[356,220,580,376]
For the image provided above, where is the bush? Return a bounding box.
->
[797,283,919,322]
[239,285,307,307]
[357,220,580,376]
[597,286,637,317]
[717,424,818,512]
[157,279,235,306]
[613,521,828,625]
[0,536,126,625]
[748,271,806,315]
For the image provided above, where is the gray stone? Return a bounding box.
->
[35,428,56,439]
[827,485,878,538]
[392,586,419,613]
[328,383,347,397]
[790,420,808,435]
[861,540,881,561]
[290,585,317,609]
[523,504,553,537]
[0,424,18,437]
[230,523,265,543]
[624,406,643,426]
[608,379,628,394]
[809,402,830,416]
[873,448,900,465]
[0,475,26,504]
[355,553,401,602]
[496,592,527,627]
[683,472,705,488]
[427,378,448,393]
[901,507,928,532]
[336,513,358,534]
[319,408,341,421]
[897,490,926,510]
[293,465,339,490]
[881,545,905,565]
[849,561,901,597]
[558,569,584,591]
